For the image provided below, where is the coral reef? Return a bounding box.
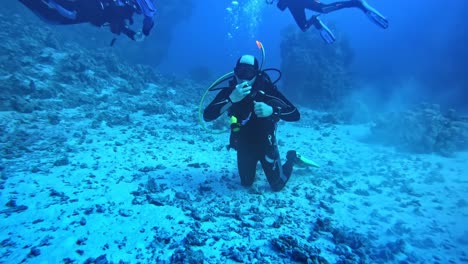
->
[188,66,214,86]
[279,25,354,110]
[370,103,468,156]
[5,0,193,67]
[0,13,202,160]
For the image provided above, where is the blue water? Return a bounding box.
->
[164,0,467,110]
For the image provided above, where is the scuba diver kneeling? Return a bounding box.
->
[202,52,318,191]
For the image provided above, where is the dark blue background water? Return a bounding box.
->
[10,0,467,111]
[160,0,467,111]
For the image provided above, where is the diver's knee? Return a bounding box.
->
[240,177,255,187]
[271,184,285,192]
[270,180,286,192]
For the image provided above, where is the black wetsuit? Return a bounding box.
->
[204,75,300,191]
[19,0,155,40]
[277,0,361,31]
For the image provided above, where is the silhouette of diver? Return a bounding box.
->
[270,0,388,43]
[19,0,156,42]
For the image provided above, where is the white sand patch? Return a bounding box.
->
[1,106,467,263]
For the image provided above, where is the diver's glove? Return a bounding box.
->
[229,81,252,103]
[134,31,145,42]
[254,101,273,118]
[276,0,287,11]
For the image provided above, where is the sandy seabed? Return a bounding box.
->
[1,105,467,264]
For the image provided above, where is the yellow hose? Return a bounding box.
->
[198,71,235,134]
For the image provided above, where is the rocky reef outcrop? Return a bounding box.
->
[0,12,201,160]
[279,25,354,110]
[5,0,193,67]
[370,103,468,156]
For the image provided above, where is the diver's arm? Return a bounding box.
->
[203,89,233,122]
[121,26,146,41]
[109,21,138,40]
[121,26,137,40]
[139,0,156,36]
[276,0,288,11]
[121,26,141,41]
[142,15,154,36]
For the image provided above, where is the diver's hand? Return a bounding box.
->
[134,31,145,42]
[254,101,273,118]
[229,81,251,103]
